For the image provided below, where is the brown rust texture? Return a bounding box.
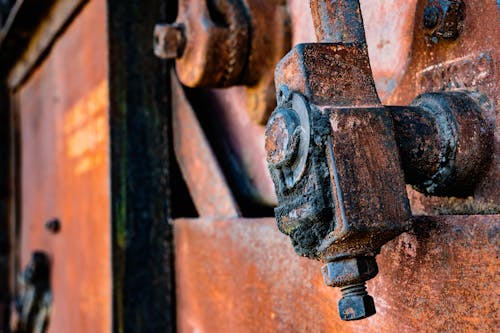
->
[175,216,499,332]
[16,1,111,332]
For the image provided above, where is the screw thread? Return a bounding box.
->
[340,282,368,298]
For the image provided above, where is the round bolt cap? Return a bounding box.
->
[265,108,301,167]
[423,6,440,29]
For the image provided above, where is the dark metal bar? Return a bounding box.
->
[107,0,176,332]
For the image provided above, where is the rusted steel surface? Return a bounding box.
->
[15,1,111,332]
[172,72,240,218]
[267,0,410,316]
[174,215,499,332]
[241,0,290,124]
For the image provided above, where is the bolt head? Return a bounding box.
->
[154,23,186,59]
[265,108,301,167]
[322,257,379,287]
[423,0,466,40]
[338,294,376,321]
[423,6,440,29]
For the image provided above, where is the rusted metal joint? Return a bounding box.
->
[154,0,291,124]
[265,0,492,321]
[423,0,466,41]
[393,92,492,196]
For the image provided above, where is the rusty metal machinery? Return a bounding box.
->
[265,0,492,321]
[154,0,290,124]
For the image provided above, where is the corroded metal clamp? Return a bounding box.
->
[265,0,492,321]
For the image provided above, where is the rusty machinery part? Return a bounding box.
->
[423,0,466,41]
[154,0,291,124]
[266,0,493,321]
[154,0,250,87]
[395,91,493,196]
[12,252,52,333]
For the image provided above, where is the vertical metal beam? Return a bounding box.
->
[107,0,175,332]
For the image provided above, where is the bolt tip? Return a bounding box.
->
[338,284,376,321]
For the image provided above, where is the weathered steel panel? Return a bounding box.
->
[16,1,111,332]
[175,216,499,332]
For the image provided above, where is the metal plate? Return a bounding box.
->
[15,1,111,332]
[175,215,499,332]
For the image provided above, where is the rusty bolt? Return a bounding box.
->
[322,257,379,320]
[265,108,301,167]
[423,6,440,29]
[338,283,376,321]
[322,257,379,287]
[154,23,186,59]
[423,0,466,40]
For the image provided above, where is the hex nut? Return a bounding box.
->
[338,293,376,321]
[322,256,379,287]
